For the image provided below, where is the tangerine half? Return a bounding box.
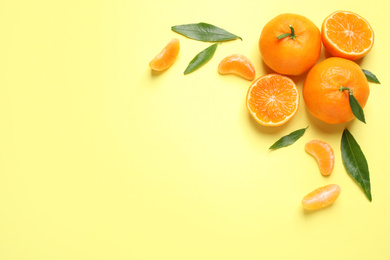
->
[321,10,374,60]
[246,74,299,126]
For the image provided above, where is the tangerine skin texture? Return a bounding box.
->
[259,13,321,76]
[303,57,369,124]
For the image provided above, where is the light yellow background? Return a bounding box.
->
[1,0,390,259]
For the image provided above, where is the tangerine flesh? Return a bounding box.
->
[149,38,180,71]
[246,74,299,126]
[218,54,255,81]
[305,140,335,176]
[302,184,341,210]
[321,10,374,61]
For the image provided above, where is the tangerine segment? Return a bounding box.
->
[218,54,255,80]
[302,184,341,210]
[305,140,335,176]
[246,74,299,126]
[322,11,374,60]
[149,38,180,71]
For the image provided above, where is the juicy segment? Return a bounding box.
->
[149,38,180,71]
[305,140,335,176]
[218,54,255,80]
[247,74,299,126]
[302,184,341,210]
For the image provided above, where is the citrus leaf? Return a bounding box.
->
[349,94,366,124]
[362,69,380,83]
[276,33,290,39]
[341,129,372,201]
[269,127,308,150]
[184,43,217,75]
[172,23,242,42]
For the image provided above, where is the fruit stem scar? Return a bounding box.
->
[339,86,353,95]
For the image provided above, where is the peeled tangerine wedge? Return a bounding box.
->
[302,184,341,210]
[218,54,255,80]
[305,140,335,176]
[149,38,180,71]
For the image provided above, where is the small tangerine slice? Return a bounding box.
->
[305,140,335,176]
[302,184,341,210]
[149,38,180,71]
[321,10,374,60]
[246,74,299,126]
[218,54,255,80]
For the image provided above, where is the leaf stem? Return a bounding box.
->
[339,86,353,95]
[288,25,296,39]
[276,25,297,40]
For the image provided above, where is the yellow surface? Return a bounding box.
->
[1,0,390,259]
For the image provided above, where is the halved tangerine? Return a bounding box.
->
[305,140,335,176]
[321,10,374,60]
[149,38,180,71]
[218,54,255,80]
[302,184,341,210]
[246,74,299,126]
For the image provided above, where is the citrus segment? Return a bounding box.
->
[302,184,341,210]
[321,11,374,60]
[305,140,335,176]
[246,74,299,126]
[303,57,369,124]
[149,38,180,71]
[218,54,255,80]
[259,13,321,75]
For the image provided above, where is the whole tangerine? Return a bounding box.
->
[303,57,369,124]
[259,13,321,76]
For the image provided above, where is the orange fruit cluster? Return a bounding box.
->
[251,10,374,126]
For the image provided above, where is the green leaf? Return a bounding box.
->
[341,129,372,201]
[349,94,366,124]
[184,43,218,75]
[362,69,380,83]
[339,86,366,124]
[172,23,242,42]
[269,127,308,150]
[276,33,291,39]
